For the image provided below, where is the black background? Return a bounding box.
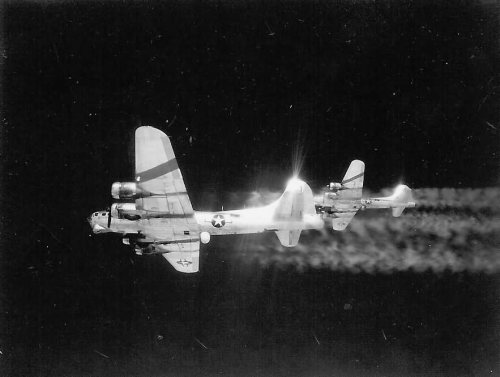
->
[1,1,499,376]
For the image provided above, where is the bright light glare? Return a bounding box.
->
[291,129,307,177]
[286,176,303,191]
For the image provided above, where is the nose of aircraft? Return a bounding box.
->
[87,213,101,233]
[88,212,109,233]
[87,214,95,233]
[92,224,107,233]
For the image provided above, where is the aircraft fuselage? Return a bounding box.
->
[89,206,324,240]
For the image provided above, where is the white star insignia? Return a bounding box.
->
[177,259,192,267]
[212,214,225,228]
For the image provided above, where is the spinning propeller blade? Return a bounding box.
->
[107,206,112,228]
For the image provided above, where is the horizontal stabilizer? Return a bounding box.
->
[275,229,302,247]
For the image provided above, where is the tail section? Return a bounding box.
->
[273,178,316,220]
[362,184,416,217]
[272,178,316,247]
[387,185,415,217]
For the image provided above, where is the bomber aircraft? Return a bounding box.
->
[88,126,415,273]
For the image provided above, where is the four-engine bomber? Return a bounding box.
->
[89,126,415,273]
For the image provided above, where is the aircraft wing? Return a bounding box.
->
[134,126,194,215]
[133,127,201,273]
[320,160,365,230]
[330,209,359,231]
[159,240,200,273]
[337,160,364,200]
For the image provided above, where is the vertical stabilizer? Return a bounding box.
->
[272,178,316,247]
[388,185,414,217]
[273,178,316,220]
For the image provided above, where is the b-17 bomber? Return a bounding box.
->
[88,127,415,273]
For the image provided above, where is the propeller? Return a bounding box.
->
[107,206,112,228]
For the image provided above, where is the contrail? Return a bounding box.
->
[223,187,500,273]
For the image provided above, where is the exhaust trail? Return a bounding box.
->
[222,187,500,273]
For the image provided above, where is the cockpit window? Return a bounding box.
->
[94,212,98,216]
[101,213,106,216]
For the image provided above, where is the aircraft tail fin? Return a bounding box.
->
[388,184,415,217]
[271,178,316,247]
[273,178,316,220]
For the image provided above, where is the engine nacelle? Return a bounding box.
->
[329,182,342,191]
[111,182,141,199]
[111,203,141,220]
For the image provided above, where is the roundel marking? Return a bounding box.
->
[211,214,226,228]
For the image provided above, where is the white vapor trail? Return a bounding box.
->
[228,187,500,273]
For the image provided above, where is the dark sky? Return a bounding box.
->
[3,0,499,196]
[1,1,499,376]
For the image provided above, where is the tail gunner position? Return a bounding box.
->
[89,127,415,273]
